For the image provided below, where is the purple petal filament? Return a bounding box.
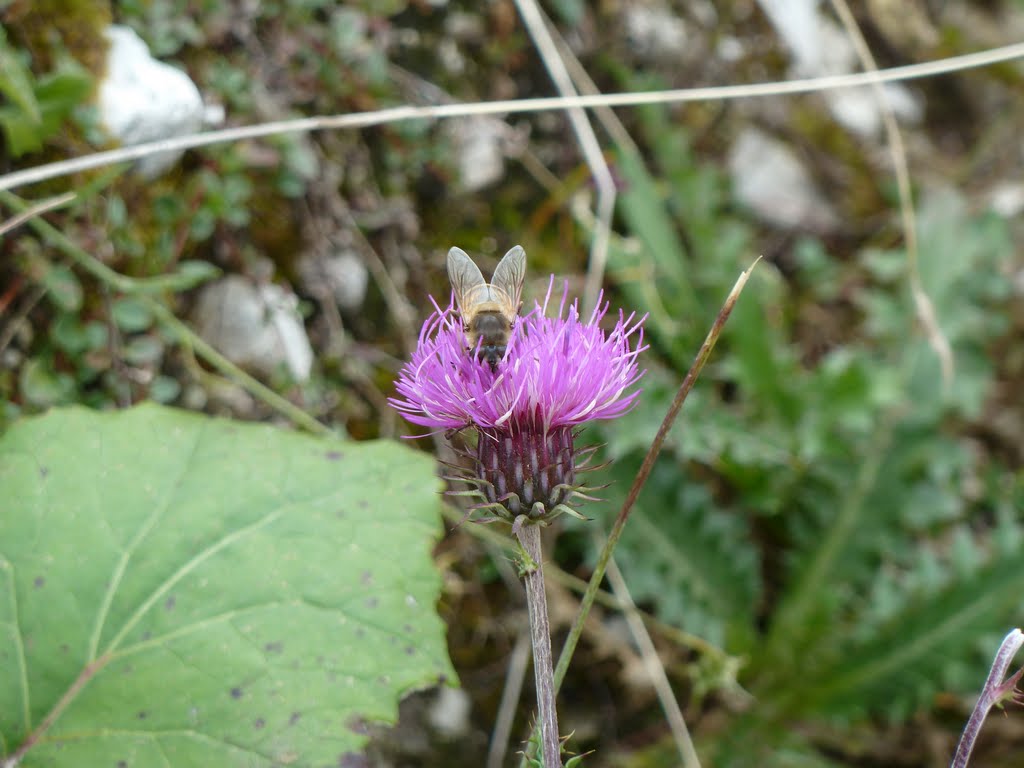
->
[391,280,646,434]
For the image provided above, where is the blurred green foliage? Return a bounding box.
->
[583,97,1021,764]
[0,28,92,157]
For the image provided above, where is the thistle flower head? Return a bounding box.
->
[392,280,645,431]
[390,277,646,523]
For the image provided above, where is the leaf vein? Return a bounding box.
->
[87,423,206,661]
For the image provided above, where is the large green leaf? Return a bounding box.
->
[0,404,455,767]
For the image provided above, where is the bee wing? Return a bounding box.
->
[490,245,526,314]
[447,247,487,315]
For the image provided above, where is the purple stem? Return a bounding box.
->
[950,628,1024,768]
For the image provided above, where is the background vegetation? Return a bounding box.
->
[2,1,1024,766]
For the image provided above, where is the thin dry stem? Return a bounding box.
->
[487,628,532,768]
[519,258,761,767]
[514,0,615,317]
[556,257,761,687]
[546,25,638,154]
[3,44,1024,193]
[826,0,954,385]
[0,192,75,237]
[603,538,701,768]
[439,504,737,666]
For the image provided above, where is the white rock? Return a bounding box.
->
[756,0,921,137]
[728,128,839,231]
[194,276,313,382]
[624,3,688,60]
[446,117,514,193]
[297,250,369,311]
[98,25,206,178]
[990,182,1024,218]
[426,687,471,739]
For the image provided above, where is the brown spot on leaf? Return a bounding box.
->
[289,711,301,726]
[360,571,373,586]
[254,717,265,729]
[405,646,415,656]
[33,576,45,589]
[164,596,176,611]
[365,597,378,609]
[345,716,369,735]
[137,711,147,720]
[264,641,283,654]
[325,451,344,461]
[230,687,243,699]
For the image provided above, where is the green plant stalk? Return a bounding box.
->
[148,302,332,436]
[519,258,760,767]
[0,191,332,437]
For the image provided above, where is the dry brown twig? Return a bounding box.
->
[3,44,1023,193]
[513,0,615,317]
[827,0,954,384]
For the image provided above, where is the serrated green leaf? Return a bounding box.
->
[601,457,760,651]
[785,549,1024,718]
[0,405,455,767]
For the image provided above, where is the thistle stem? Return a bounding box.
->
[516,522,562,768]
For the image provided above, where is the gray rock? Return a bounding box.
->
[194,276,313,382]
[729,128,840,232]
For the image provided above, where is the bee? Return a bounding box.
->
[447,245,526,370]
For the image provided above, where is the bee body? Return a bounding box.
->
[447,246,526,371]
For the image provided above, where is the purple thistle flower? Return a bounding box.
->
[390,278,646,523]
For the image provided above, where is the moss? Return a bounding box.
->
[3,0,112,76]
